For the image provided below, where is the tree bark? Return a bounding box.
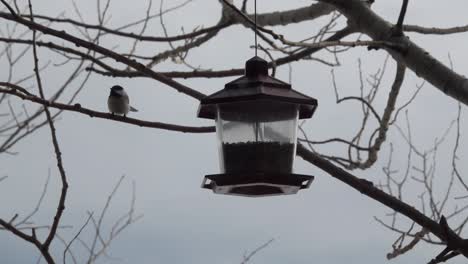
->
[319,0,468,106]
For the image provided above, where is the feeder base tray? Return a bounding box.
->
[201,173,314,197]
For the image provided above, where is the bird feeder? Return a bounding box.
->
[197,56,318,197]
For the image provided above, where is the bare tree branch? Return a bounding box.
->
[0,83,214,133]
[318,0,468,106]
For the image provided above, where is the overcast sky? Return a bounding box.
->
[1,0,467,263]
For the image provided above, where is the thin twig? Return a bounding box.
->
[28,0,68,255]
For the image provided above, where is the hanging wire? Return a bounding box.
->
[254,0,258,56]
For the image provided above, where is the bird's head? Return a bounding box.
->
[110,85,124,96]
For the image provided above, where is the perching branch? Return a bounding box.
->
[0,83,214,133]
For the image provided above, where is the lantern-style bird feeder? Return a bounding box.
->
[198,56,318,197]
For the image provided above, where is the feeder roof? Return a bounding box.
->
[198,56,318,120]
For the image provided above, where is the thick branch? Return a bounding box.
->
[319,0,468,106]
[255,3,334,27]
[296,144,468,256]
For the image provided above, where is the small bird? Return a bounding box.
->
[108,85,138,116]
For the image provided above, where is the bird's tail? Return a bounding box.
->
[129,106,138,112]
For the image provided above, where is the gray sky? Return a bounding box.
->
[1,0,467,263]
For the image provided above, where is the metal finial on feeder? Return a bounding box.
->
[245,56,268,77]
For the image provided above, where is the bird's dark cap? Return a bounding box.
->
[111,85,123,90]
